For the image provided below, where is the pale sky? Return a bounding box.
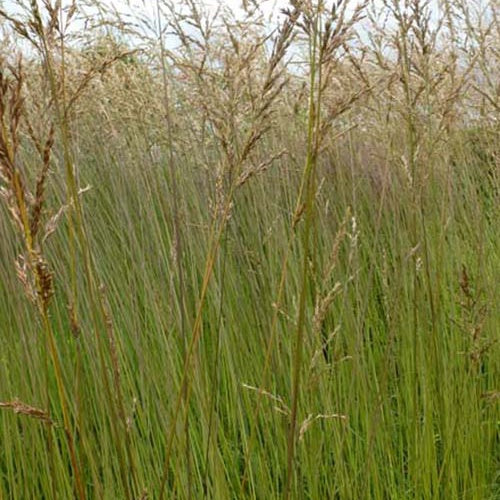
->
[109,0,290,24]
[1,0,445,43]
[1,0,292,34]
[1,0,289,15]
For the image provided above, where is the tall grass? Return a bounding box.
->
[0,1,498,499]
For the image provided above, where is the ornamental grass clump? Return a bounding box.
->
[0,1,498,499]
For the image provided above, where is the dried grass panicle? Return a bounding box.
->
[99,283,122,383]
[298,412,347,442]
[0,399,54,425]
[164,0,301,219]
[457,265,493,365]
[14,254,37,304]
[0,59,23,173]
[65,48,140,115]
[236,149,288,187]
[242,383,291,416]
[312,281,342,335]
[14,251,54,308]
[34,251,55,308]
[137,489,149,500]
[0,56,60,310]
[68,301,81,339]
[30,123,55,239]
[321,1,369,63]
[308,209,351,366]
[286,2,377,149]
[323,207,351,280]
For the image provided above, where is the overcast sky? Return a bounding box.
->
[1,0,445,43]
[0,0,299,40]
[1,0,289,15]
[107,0,290,24]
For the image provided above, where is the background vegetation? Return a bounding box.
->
[0,0,498,498]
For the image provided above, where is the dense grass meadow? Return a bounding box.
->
[0,0,498,498]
